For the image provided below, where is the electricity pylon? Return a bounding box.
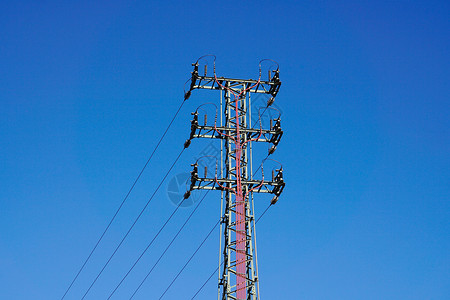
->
[184,55,285,300]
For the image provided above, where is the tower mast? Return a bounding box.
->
[184,56,284,300]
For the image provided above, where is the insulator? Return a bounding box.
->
[272,170,275,181]
[274,168,283,182]
[204,64,207,76]
[191,63,199,77]
[204,114,207,125]
[184,190,191,199]
[268,145,276,155]
[267,97,275,107]
[270,196,278,205]
[184,139,191,148]
[191,112,198,127]
[184,90,191,100]
[268,70,271,81]
[274,118,280,129]
[204,166,208,178]
[270,119,273,130]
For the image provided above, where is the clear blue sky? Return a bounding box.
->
[1,1,449,299]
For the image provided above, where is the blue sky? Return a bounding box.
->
[0,1,449,299]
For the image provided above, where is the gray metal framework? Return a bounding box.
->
[184,56,284,300]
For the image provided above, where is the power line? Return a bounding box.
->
[190,203,273,299]
[157,159,272,299]
[190,262,221,300]
[128,188,212,299]
[126,157,269,299]
[256,202,272,223]
[108,188,212,299]
[106,188,191,299]
[158,219,220,300]
[80,147,186,299]
[121,96,271,300]
[60,100,186,299]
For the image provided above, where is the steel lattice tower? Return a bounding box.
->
[184,56,285,300]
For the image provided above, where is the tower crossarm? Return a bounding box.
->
[185,112,283,148]
[185,62,281,98]
[184,164,285,199]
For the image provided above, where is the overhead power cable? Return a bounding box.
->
[190,261,222,300]
[167,102,277,299]
[80,148,186,300]
[190,202,273,299]
[108,188,212,300]
[157,156,272,299]
[60,100,186,300]
[159,219,220,300]
[125,133,269,298]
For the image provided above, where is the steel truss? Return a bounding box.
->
[184,56,284,300]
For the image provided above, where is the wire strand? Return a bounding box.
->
[137,95,274,299]
[60,100,186,299]
[127,189,212,299]
[80,148,185,299]
[158,219,220,300]
[106,188,201,299]
[190,262,221,300]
